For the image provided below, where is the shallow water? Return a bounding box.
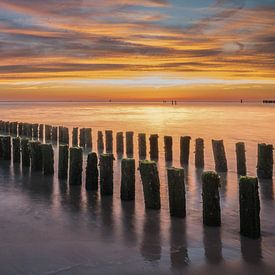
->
[0,102,274,275]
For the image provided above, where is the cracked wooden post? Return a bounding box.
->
[180,136,191,165]
[257,143,273,179]
[45,125,52,141]
[97,131,104,153]
[212,140,228,172]
[69,147,83,186]
[138,133,146,159]
[58,144,68,179]
[39,124,44,141]
[167,167,185,217]
[105,130,113,153]
[85,152,99,191]
[79,128,86,148]
[85,128,92,149]
[21,138,30,167]
[116,132,124,155]
[149,134,159,160]
[29,141,42,172]
[236,142,247,176]
[52,126,58,144]
[164,136,173,162]
[72,127,78,147]
[239,176,261,239]
[2,136,11,161]
[99,153,114,196]
[121,158,135,201]
[126,131,134,157]
[139,160,161,209]
[201,171,221,226]
[195,138,204,169]
[40,144,54,175]
[12,137,21,163]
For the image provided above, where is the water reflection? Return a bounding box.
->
[68,185,82,212]
[240,236,262,264]
[100,196,115,239]
[259,179,274,201]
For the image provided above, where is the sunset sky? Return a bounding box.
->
[0,0,274,101]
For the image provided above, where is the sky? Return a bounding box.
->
[0,0,274,101]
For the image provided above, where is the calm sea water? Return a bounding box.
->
[0,102,274,275]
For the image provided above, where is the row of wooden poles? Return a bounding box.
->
[0,120,274,179]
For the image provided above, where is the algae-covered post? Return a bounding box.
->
[257,143,273,179]
[29,141,42,171]
[167,167,186,218]
[236,142,247,176]
[86,152,99,191]
[99,153,114,195]
[164,136,173,163]
[72,127,78,147]
[12,137,21,163]
[201,171,221,226]
[149,134,159,160]
[212,140,228,172]
[58,144,68,179]
[239,176,261,239]
[121,158,135,201]
[180,136,191,165]
[21,138,30,167]
[97,131,104,153]
[116,132,124,155]
[126,131,134,157]
[139,160,161,209]
[105,130,113,153]
[195,138,204,168]
[138,133,146,159]
[69,147,83,186]
[40,144,54,175]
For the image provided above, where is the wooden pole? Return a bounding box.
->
[139,160,161,209]
[0,136,3,159]
[116,132,124,155]
[72,127,78,147]
[236,142,247,176]
[29,141,42,171]
[32,124,39,139]
[138,133,146,159]
[97,131,104,153]
[180,136,191,165]
[201,171,221,226]
[99,153,114,195]
[58,144,68,179]
[69,147,83,186]
[39,124,44,141]
[45,125,52,141]
[167,167,185,217]
[164,136,173,162]
[195,138,204,168]
[79,128,86,148]
[21,138,30,167]
[149,134,159,160]
[85,152,99,191]
[12,137,21,163]
[212,140,228,172]
[239,176,261,239]
[52,126,58,143]
[105,130,113,153]
[2,136,11,160]
[121,158,135,201]
[18,123,23,137]
[40,144,54,175]
[85,128,92,149]
[257,143,273,179]
[63,127,69,145]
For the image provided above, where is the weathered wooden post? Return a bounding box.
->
[79,128,86,148]
[105,130,113,153]
[26,123,32,138]
[212,140,228,172]
[121,158,135,201]
[85,152,98,191]
[167,167,185,217]
[58,144,68,179]
[2,136,11,160]
[0,136,3,159]
[85,128,92,149]
[18,123,23,137]
[40,144,54,175]
[52,126,58,143]
[149,134,159,160]
[72,127,78,147]
[257,143,273,179]
[180,136,191,165]
[195,138,204,168]
[32,124,39,139]
[45,125,52,141]
[21,138,30,167]
[164,136,173,162]
[126,131,134,157]
[116,132,124,155]
[63,127,69,144]
[236,142,247,175]
[138,133,146,159]
[39,124,44,141]
[12,137,21,163]
[201,171,221,226]
[99,153,114,195]
[139,160,161,209]
[69,147,83,185]
[239,176,261,239]
[97,131,104,153]
[29,141,42,171]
